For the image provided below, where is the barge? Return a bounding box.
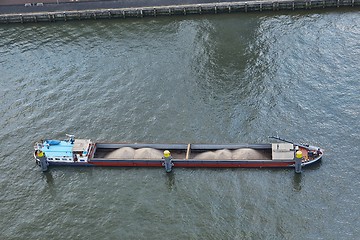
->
[33,135,323,172]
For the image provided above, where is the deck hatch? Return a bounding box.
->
[272,143,294,160]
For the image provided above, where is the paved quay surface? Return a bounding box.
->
[0,0,255,14]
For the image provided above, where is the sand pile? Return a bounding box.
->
[105,147,135,159]
[194,148,268,160]
[215,149,232,159]
[134,148,163,159]
[106,147,163,159]
[194,149,232,160]
[232,148,268,160]
[194,151,217,160]
[105,147,268,160]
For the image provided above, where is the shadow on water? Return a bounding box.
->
[42,171,54,186]
[292,160,322,191]
[292,173,302,192]
[164,172,176,191]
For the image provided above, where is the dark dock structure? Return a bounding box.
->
[0,0,359,23]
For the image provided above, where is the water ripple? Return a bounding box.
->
[0,12,359,239]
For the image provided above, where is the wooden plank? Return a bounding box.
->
[186,144,191,160]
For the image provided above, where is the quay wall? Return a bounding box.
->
[0,0,359,23]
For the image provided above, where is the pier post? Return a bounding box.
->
[36,150,48,172]
[39,156,48,172]
[163,150,173,173]
[294,150,303,173]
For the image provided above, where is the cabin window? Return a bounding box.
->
[62,158,67,161]
[55,158,60,160]
[48,158,53,160]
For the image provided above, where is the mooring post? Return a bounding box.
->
[295,149,303,173]
[39,156,48,172]
[36,150,48,172]
[163,150,173,173]
[214,5,217,14]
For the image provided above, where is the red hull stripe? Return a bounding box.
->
[88,160,294,168]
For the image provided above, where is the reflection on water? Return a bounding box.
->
[292,173,302,192]
[42,171,54,185]
[165,172,176,191]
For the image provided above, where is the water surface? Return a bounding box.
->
[0,11,359,239]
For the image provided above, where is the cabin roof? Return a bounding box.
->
[41,139,91,157]
[73,139,91,152]
[42,140,73,158]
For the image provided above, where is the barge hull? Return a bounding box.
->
[87,159,295,168]
[34,136,323,171]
